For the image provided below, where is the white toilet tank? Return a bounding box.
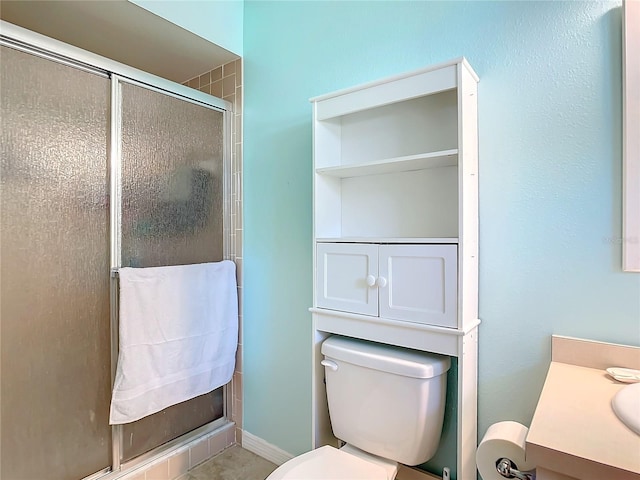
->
[321,336,451,466]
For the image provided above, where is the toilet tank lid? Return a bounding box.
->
[321,336,450,379]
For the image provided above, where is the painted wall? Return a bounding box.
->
[242,0,640,475]
[130,0,243,55]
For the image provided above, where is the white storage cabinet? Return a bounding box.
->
[310,58,479,479]
[316,243,458,327]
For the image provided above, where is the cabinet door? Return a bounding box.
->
[378,245,457,327]
[316,243,378,316]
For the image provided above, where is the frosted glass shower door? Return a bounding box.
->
[0,46,111,479]
[118,81,226,461]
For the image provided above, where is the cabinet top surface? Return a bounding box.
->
[315,237,459,244]
[527,361,640,479]
[309,57,477,103]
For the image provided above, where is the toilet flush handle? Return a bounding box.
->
[321,359,338,371]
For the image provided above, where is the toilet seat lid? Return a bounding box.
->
[266,445,390,480]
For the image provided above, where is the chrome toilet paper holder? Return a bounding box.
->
[496,458,536,480]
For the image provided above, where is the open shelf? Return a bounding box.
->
[316,149,458,178]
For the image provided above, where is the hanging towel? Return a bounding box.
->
[109,261,238,425]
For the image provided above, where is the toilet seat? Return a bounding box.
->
[265,445,394,480]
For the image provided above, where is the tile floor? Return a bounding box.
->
[179,446,277,480]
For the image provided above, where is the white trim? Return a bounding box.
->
[313,65,457,120]
[623,0,640,272]
[241,431,295,466]
[309,57,477,103]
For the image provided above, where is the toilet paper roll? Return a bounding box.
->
[476,421,535,480]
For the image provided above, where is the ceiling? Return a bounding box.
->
[0,0,238,83]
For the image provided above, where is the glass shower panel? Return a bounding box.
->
[119,81,225,461]
[0,46,111,479]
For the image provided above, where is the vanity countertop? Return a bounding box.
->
[527,336,640,480]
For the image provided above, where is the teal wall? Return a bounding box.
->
[130,0,243,55]
[242,0,640,475]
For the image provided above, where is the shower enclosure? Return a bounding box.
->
[1,25,233,480]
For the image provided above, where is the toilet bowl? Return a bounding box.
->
[266,336,451,480]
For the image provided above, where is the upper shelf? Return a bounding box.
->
[316,149,458,178]
[310,59,478,121]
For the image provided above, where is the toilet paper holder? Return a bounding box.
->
[496,458,535,480]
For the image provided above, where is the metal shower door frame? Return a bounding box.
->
[109,74,234,472]
[0,20,235,479]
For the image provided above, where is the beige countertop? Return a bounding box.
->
[527,336,640,480]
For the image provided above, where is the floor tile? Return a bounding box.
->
[186,446,277,480]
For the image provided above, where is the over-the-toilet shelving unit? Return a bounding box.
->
[309,58,479,479]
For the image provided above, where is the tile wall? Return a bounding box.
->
[121,423,236,480]
[184,58,244,444]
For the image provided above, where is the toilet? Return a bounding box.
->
[266,335,451,480]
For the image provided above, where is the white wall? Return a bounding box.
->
[241,1,640,477]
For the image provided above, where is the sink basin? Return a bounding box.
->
[612,382,640,435]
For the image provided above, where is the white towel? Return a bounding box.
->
[109,261,238,425]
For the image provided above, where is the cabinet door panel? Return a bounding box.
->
[316,243,378,315]
[379,245,457,327]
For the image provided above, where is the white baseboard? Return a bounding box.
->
[241,430,295,466]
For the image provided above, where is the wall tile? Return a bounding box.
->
[235,86,243,111]
[235,346,243,374]
[234,60,242,85]
[126,472,146,480]
[210,431,228,456]
[222,74,236,97]
[210,79,223,98]
[183,59,243,433]
[168,449,189,479]
[145,461,169,480]
[198,71,211,88]
[189,439,210,468]
[212,66,223,82]
[235,114,243,141]
[233,397,243,427]
[227,424,237,445]
[235,229,243,257]
[223,61,236,76]
[233,371,243,399]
